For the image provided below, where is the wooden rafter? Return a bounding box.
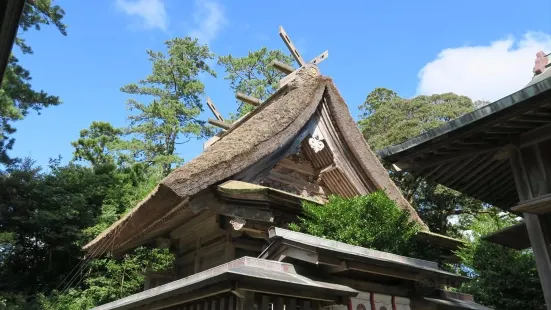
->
[308,50,329,66]
[206,97,224,121]
[208,118,231,130]
[236,92,261,106]
[270,60,294,74]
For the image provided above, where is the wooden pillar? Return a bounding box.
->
[236,291,255,310]
[508,145,551,309]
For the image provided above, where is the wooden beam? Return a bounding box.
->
[276,158,317,176]
[485,126,524,134]
[445,154,494,188]
[213,202,274,223]
[209,118,231,130]
[270,60,294,74]
[436,155,481,184]
[318,163,337,175]
[321,274,409,296]
[518,114,551,123]
[232,237,265,252]
[397,145,503,171]
[512,192,551,214]
[348,260,463,288]
[237,282,341,302]
[170,211,216,239]
[268,171,326,195]
[206,97,224,121]
[501,121,540,129]
[236,92,261,106]
[508,145,551,309]
[519,121,551,148]
[278,26,305,66]
[460,159,509,194]
[135,283,232,310]
[308,50,329,66]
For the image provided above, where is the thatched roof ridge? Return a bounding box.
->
[84,67,426,255]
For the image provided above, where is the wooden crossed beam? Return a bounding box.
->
[277,26,329,69]
[207,26,329,130]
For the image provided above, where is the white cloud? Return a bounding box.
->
[417,32,551,102]
[115,0,168,31]
[188,0,226,44]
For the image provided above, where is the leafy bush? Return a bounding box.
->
[289,191,438,260]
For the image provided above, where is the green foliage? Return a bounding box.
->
[290,192,441,260]
[16,0,67,54]
[71,121,124,167]
[0,0,66,165]
[0,150,172,309]
[119,37,216,176]
[358,88,474,151]
[47,247,173,310]
[0,159,107,295]
[357,88,484,237]
[457,214,545,309]
[218,47,293,120]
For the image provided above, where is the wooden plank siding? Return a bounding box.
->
[168,293,324,310]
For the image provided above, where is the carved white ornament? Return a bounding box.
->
[308,126,325,153]
[229,217,246,230]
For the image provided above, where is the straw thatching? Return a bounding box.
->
[84,65,426,255]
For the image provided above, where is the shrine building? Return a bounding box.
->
[379,51,551,309]
[85,27,491,310]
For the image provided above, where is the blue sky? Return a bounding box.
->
[11,0,551,168]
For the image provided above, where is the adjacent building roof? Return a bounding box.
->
[84,66,427,256]
[482,215,551,249]
[91,257,359,310]
[424,296,493,310]
[262,227,467,287]
[377,67,551,209]
[0,0,25,85]
[92,231,485,310]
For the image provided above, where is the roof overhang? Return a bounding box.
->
[0,0,25,85]
[423,296,493,310]
[377,76,551,209]
[97,182,308,257]
[482,215,551,249]
[261,228,468,288]
[414,231,465,251]
[91,257,358,310]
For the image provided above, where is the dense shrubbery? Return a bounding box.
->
[290,192,420,254]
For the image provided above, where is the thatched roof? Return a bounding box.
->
[84,66,426,256]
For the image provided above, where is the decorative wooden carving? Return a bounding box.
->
[308,126,325,153]
[534,51,549,75]
[229,217,246,230]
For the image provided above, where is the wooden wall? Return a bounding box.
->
[147,212,269,283]
[170,292,326,310]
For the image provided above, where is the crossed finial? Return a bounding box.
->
[206,26,330,131]
[277,26,328,69]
